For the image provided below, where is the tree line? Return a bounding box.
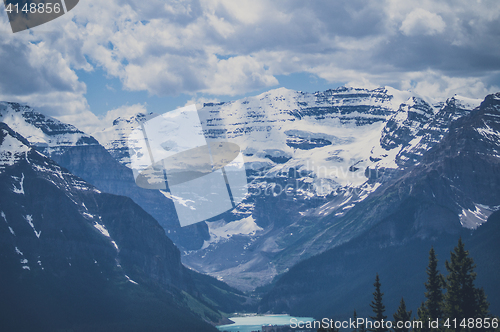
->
[319,238,499,332]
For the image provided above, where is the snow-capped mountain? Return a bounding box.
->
[92,112,153,167]
[3,86,494,292]
[392,95,482,168]
[199,87,415,189]
[259,93,500,318]
[0,103,209,250]
[178,88,485,290]
[90,86,493,291]
[0,102,99,157]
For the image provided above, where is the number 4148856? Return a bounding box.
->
[5,2,61,14]
[443,318,498,329]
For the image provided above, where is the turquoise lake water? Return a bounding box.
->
[216,314,314,332]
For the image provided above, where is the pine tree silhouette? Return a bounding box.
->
[369,274,389,332]
[444,238,490,332]
[353,310,359,332]
[393,297,412,332]
[418,247,445,332]
[425,248,445,320]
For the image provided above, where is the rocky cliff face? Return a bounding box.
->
[0,122,244,331]
[258,92,500,318]
[394,95,481,168]
[89,87,488,291]
[0,102,99,155]
[0,102,210,250]
[178,88,484,290]
[49,142,210,250]
[92,113,152,168]
[380,97,435,151]
[1,87,488,293]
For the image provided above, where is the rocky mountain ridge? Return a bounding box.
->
[258,93,500,318]
[0,122,245,331]
[0,86,488,292]
[178,87,483,290]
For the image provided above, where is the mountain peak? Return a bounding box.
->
[0,122,31,172]
[93,112,154,167]
[111,112,154,126]
[480,91,500,108]
[445,95,482,111]
[379,96,434,151]
[0,102,98,156]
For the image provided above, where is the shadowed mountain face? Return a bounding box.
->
[49,143,211,250]
[258,215,500,321]
[0,101,210,250]
[0,122,247,331]
[258,93,500,319]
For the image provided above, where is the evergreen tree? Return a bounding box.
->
[353,310,359,332]
[424,248,445,320]
[393,298,412,332]
[370,274,389,332]
[416,302,430,332]
[444,238,490,331]
[417,247,445,332]
[476,288,490,320]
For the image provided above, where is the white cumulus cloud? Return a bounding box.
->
[0,0,499,126]
[400,8,446,36]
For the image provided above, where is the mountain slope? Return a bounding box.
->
[259,92,500,318]
[180,88,481,290]
[87,87,484,291]
[0,102,99,155]
[2,87,484,293]
[0,102,210,250]
[0,122,245,331]
[259,217,500,320]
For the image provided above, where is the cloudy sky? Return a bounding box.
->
[0,0,499,132]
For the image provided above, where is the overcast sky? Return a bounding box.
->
[0,0,499,132]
